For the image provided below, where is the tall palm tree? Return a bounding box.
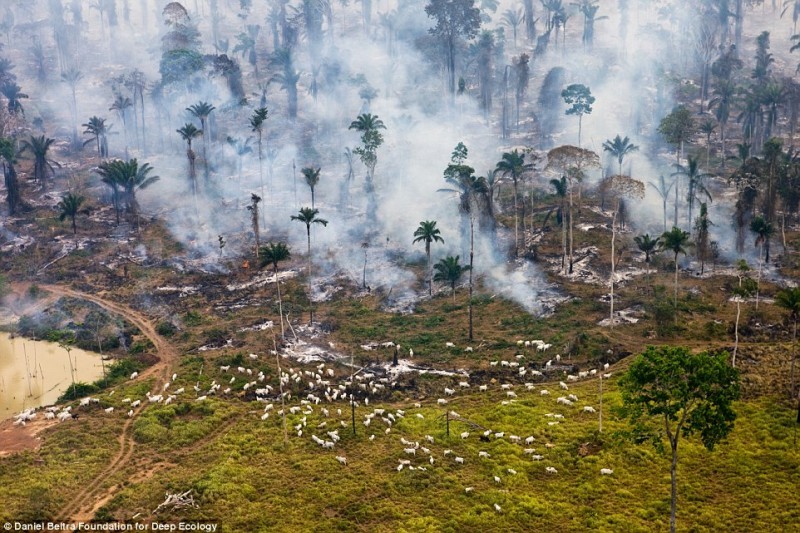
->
[61,68,82,144]
[775,287,800,400]
[433,255,471,304]
[495,149,533,255]
[348,113,387,183]
[439,166,487,341]
[302,166,321,208]
[0,137,22,215]
[710,79,736,169]
[501,7,524,48]
[82,116,110,161]
[660,226,691,319]
[250,107,269,203]
[110,95,133,158]
[412,220,445,296]
[186,101,215,184]
[177,123,203,201]
[57,192,86,234]
[227,136,252,206]
[698,118,716,168]
[234,24,261,75]
[270,47,300,119]
[750,215,774,308]
[550,176,568,273]
[673,156,713,227]
[20,135,59,190]
[649,175,675,232]
[0,82,28,115]
[602,134,638,175]
[259,242,291,339]
[634,234,661,279]
[291,207,328,323]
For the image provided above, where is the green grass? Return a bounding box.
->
[2,374,797,531]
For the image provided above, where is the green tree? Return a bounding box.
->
[698,118,716,168]
[82,116,110,161]
[250,107,269,203]
[602,134,638,175]
[269,48,300,119]
[709,79,736,169]
[775,287,800,400]
[425,0,482,100]
[176,123,202,201]
[186,101,215,184]
[60,67,82,143]
[0,137,22,214]
[501,7,523,48]
[96,159,159,230]
[495,149,534,255]
[348,113,386,182]
[634,233,661,279]
[433,255,471,303]
[57,192,87,235]
[673,155,713,227]
[619,345,740,533]
[233,24,260,75]
[20,135,59,190]
[1,82,28,116]
[660,226,691,316]
[110,95,133,158]
[259,242,291,339]
[561,83,594,146]
[693,203,713,275]
[301,166,321,208]
[291,207,328,323]
[750,215,774,308]
[648,175,675,233]
[658,106,695,226]
[413,220,445,296]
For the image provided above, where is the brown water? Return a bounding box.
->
[0,333,106,420]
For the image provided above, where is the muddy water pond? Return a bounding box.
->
[0,333,106,420]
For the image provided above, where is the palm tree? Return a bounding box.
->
[302,166,321,208]
[57,192,87,235]
[750,215,774,308]
[439,166,487,341]
[227,136,252,206]
[602,134,638,175]
[348,113,387,183]
[1,82,28,115]
[186,101,215,184]
[501,7,524,48]
[0,137,22,215]
[550,176,568,273]
[177,123,202,201]
[291,207,328,323]
[649,175,675,232]
[61,68,82,144]
[96,159,159,231]
[20,135,59,190]
[412,220,445,296]
[110,95,132,158]
[660,226,691,319]
[673,156,713,227]
[82,116,110,161]
[433,255,471,303]
[234,24,261,75]
[270,47,300,119]
[259,242,291,339]
[495,149,533,255]
[698,118,716,168]
[634,234,661,279]
[775,287,800,399]
[250,107,269,203]
[710,79,736,169]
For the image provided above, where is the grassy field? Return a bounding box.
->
[1,370,797,532]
